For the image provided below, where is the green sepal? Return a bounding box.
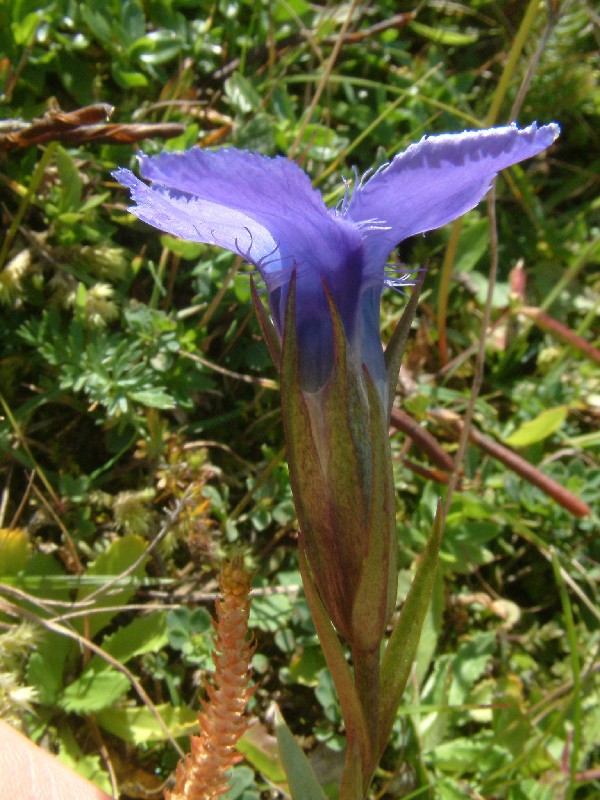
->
[250,276,282,370]
[350,366,397,653]
[279,274,326,532]
[280,275,374,642]
[275,704,327,800]
[377,500,444,760]
[298,547,372,778]
[384,284,422,417]
[279,276,338,621]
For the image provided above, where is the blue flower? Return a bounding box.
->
[114,122,559,401]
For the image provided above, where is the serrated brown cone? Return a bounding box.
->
[166,558,254,800]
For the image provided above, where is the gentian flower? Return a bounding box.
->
[114,122,558,408]
[114,122,559,650]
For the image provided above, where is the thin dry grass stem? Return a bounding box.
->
[0,591,185,756]
[442,186,499,523]
[288,0,360,160]
[166,558,255,800]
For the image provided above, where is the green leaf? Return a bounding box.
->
[56,727,112,795]
[129,388,176,409]
[507,779,556,800]
[27,633,73,706]
[225,72,262,114]
[55,145,83,213]
[452,218,490,273]
[238,721,287,784]
[436,777,474,799]
[379,502,444,757]
[93,611,168,666]
[225,765,261,800]
[60,664,130,712]
[249,591,293,632]
[76,534,149,637]
[96,702,198,744]
[80,3,113,45]
[384,283,422,417]
[111,61,148,88]
[414,566,444,686]
[160,235,205,260]
[0,527,29,575]
[11,9,47,45]
[448,631,496,705]
[504,405,568,447]
[288,645,326,686]
[128,31,183,65]
[433,735,511,774]
[275,706,327,800]
[409,20,478,45]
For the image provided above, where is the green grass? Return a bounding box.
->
[0,1,598,798]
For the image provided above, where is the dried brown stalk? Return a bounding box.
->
[389,407,455,473]
[0,104,184,150]
[434,409,591,518]
[166,558,255,800]
[520,307,600,366]
[390,404,590,517]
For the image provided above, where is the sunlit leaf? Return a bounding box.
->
[275,707,327,800]
[96,703,198,744]
[505,405,569,447]
[0,528,29,575]
[409,20,478,45]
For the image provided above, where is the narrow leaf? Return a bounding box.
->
[275,706,327,800]
[409,20,478,45]
[350,370,396,651]
[378,501,444,759]
[298,548,372,775]
[384,284,422,416]
[250,276,281,370]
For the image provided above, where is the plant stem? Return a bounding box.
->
[0,141,57,270]
[288,0,360,160]
[442,187,498,521]
[437,0,545,365]
[485,0,542,126]
[551,550,582,800]
[351,645,380,790]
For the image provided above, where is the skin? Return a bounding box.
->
[0,720,113,800]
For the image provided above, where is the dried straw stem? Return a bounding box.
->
[166,558,254,800]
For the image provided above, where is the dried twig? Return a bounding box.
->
[434,408,591,518]
[288,0,361,160]
[0,592,185,758]
[0,104,184,150]
[520,307,600,366]
[389,407,455,473]
[211,12,415,82]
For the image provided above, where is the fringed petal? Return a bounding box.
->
[345,122,560,271]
